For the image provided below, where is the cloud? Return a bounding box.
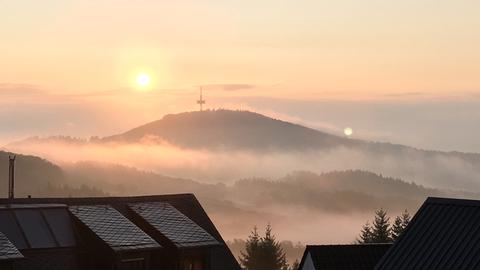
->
[0,83,45,97]
[383,92,426,98]
[202,83,255,91]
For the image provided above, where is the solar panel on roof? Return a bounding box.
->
[0,210,28,249]
[14,209,57,249]
[129,202,220,248]
[43,208,76,247]
[69,205,161,252]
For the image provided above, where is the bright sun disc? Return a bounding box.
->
[344,127,353,136]
[136,73,151,87]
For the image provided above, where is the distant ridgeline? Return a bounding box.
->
[0,151,105,198]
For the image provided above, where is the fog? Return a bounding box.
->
[5,138,480,251]
[6,138,480,191]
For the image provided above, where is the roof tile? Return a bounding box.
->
[69,205,160,252]
[0,231,24,261]
[129,202,220,248]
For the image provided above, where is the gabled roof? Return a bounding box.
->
[129,202,220,248]
[0,194,241,270]
[375,197,480,270]
[0,232,24,261]
[69,205,160,252]
[299,244,391,270]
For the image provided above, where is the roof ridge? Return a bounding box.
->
[0,193,196,205]
[426,196,480,206]
[307,243,392,246]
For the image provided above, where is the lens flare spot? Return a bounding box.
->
[344,127,353,137]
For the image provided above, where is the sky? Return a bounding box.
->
[1,0,480,151]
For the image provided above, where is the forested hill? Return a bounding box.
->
[101,110,358,150]
[0,151,104,198]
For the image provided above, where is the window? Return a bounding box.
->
[183,257,204,270]
[193,258,204,270]
[119,258,145,270]
[183,259,193,270]
[42,208,76,247]
[14,209,56,249]
[0,210,28,249]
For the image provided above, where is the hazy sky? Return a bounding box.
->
[1,1,480,151]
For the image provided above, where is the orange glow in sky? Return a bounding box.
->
[0,0,479,99]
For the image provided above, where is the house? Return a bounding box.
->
[375,197,480,270]
[0,194,240,270]
[298,244,391,270]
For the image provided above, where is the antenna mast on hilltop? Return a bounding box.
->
[197,87,206,111]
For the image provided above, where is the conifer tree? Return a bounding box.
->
[358,221,374,243]
[240,226,261,270]
[400,209,411,229]
[392,209,410,241]
[391,215,403,241]
[240,225,289,270]
[371,208,391,243]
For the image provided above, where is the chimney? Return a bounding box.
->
[8,155,15,199]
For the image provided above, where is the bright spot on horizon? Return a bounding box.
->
[136,73,151,88]
[344,127,353,137]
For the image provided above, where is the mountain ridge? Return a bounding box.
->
[101,109,360,151]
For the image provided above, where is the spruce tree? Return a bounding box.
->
[358,221,374,243]
[240,225,289,270]
[260,224,288,270]
[391,215,403,241]
[400,209,411,229]
[240,226,261,270]
[392,209,410,241]
[371,208,391,243]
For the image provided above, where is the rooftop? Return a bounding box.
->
[0,232,24,261]
[300,243,392,270]
[376,197,480,270]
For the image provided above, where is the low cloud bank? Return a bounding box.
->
[6,138,480,191]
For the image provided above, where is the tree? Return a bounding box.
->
[391,215,403,241]
[392,209,410,241]
[240,227,261,270]
[240,224,289,270]
[357,221,374,243]
[371,208,391,243]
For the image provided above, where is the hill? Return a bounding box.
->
[6,109,480,191]
[0,150,105,197]
[101,110,358,150]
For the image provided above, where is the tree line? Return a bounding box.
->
[240,224,299,270]
[358,209,411,243]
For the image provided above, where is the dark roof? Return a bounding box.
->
[69,205,160,252]
[375,197,480,270]
[129,202,220,248]
[299,244,391,270]
[0,194,241,270]
[0,232,24,261]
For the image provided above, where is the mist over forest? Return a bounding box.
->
[3,110,480,263]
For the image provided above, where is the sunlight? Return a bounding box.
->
[136,73,151,88]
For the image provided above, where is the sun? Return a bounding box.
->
[136,73,151,88]
[344,127,353,137]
